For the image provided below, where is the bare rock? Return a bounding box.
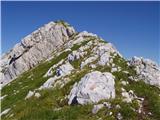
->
[25,90,35,100]
[129,56,160,88]
[68,71,115,105]
[81,55,98,69]
[92,104,104,114]
[0,21,76,87]
[39,62,74,89]
[35,92,41,98]
[0,108,11,116]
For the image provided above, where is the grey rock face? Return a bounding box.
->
[0,21,76,86]
[56,62,74,77]
[68,71,115,105]
[39,62,74,89]
[80,55,98,69]
[129,56,160,87]
[92,42,122,66]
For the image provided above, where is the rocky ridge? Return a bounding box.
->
[0,21,75,86]
[1,21,160,120]
[129,56,160,88]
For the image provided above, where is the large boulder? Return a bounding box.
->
[68,71,115,105]
[129,56,160,88]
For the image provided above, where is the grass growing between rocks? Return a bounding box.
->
[113,55,136,76]
[55,20,71,28]
[1,50,71,110]
[2,87,94,120]
[2,38,160,120]
[94,56,160,120]
[71,39,90,51]
[125,80,160,120]
[70,59,82,69]
[1,40,93,120]
[112,55,160,119]
[1,68,94,120]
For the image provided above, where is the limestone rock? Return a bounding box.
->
[92,102,111,114]
[56,62,74,76]
[92,104,104,114]
[25,90,35,100]
[121,89,136,103]
[111,67,118,73]
[0,108,11,116]
[81,55,98,69]
[0,21,76,87]
[129,56,160,87]
[39,76,59,89]
[121,81,128,86]
[68,49,88,62]
[122,90,132,103]
[35,92,41,98]
[44,59,64,77]
[92,42,122,66]
[0,95,7,100]
[68,71,115,105]
[117,113,123,120]
[39,62,74,89]
[98,52,110,66]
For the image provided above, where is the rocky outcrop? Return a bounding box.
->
[0,108,11,117]
[80,55,98,69]
[2,20,160,119]
[129,56,160,87]
[56,62,74,76]
[39,62,74,89]
[68,71,115,105]
[43,59,65,77]
[0,21,76,86]
[92,42,122,66]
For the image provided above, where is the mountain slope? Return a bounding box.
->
[0,21,75,86]
[1,21,160,120]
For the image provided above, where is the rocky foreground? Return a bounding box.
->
[1,21,160,120]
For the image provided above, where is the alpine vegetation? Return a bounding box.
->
[1,20,160,120]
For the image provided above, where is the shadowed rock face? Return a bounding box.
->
[0,21,76,86]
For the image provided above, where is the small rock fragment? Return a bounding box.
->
[92,104,104,114]
[25,91,35,100]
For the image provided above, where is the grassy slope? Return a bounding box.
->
[1,41,160,120]
[1,39,92,120]
[1,50,70,119]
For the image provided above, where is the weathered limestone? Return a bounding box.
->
[129,56,160,87]
[0,21,76,86]
[68,71,115,105]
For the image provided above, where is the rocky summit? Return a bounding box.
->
[1,20,160,120]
